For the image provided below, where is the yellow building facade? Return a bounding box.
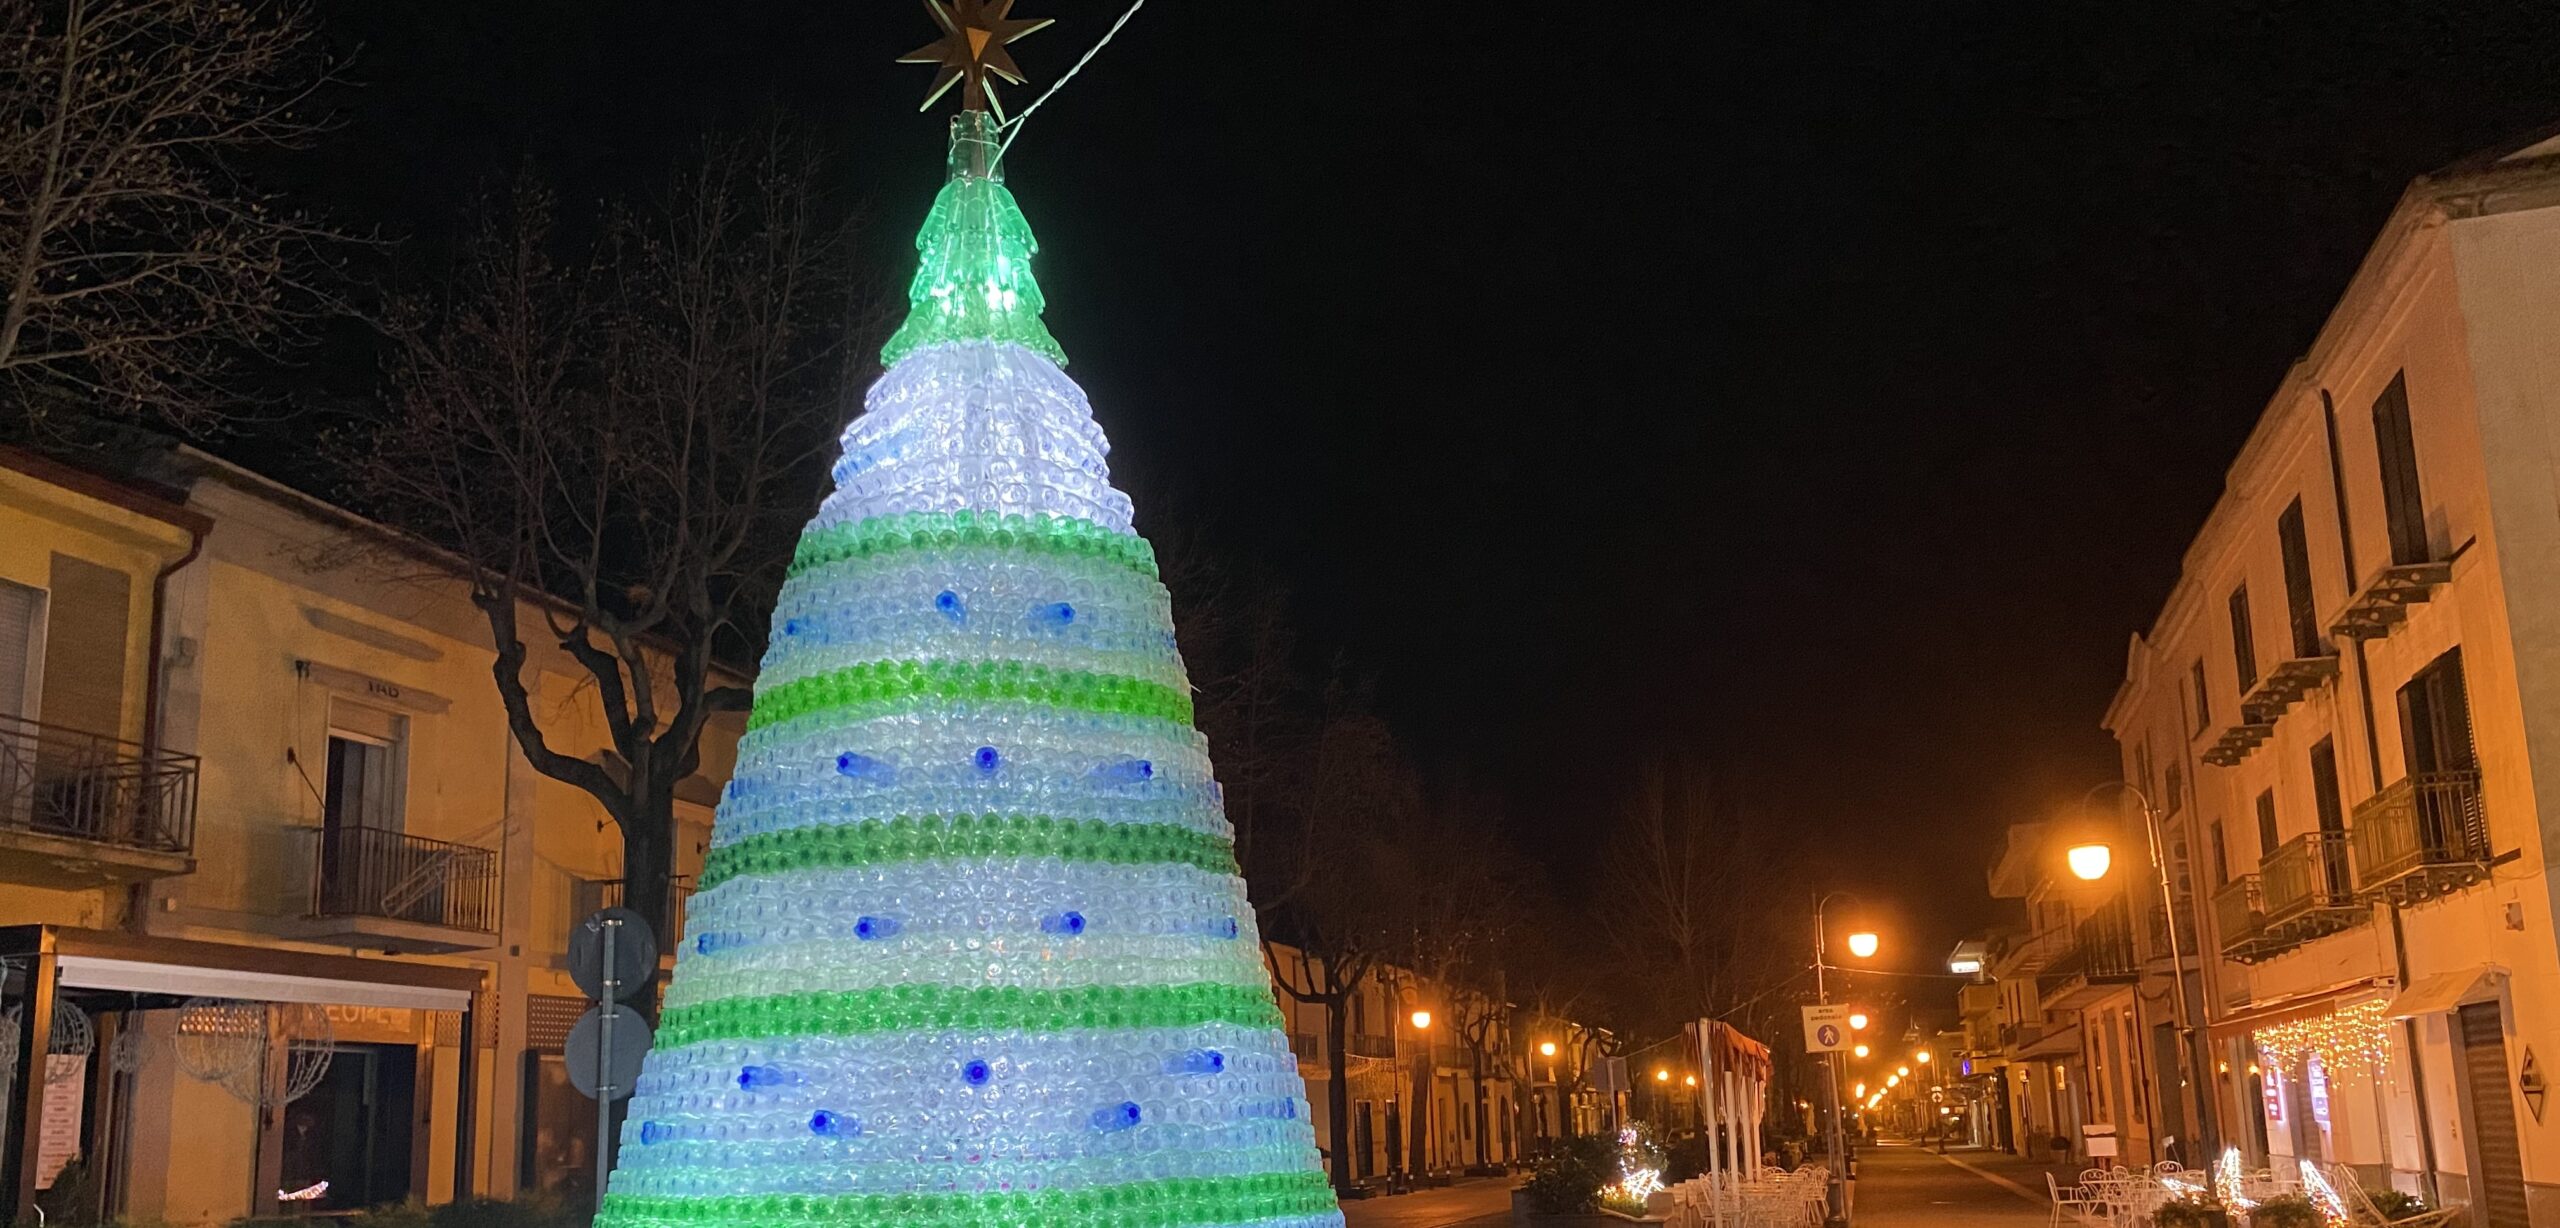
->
[2106,131,2560,1223]
[0,444,737,1223]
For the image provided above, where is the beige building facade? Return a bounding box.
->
[0,444,738,1223]
[2105,130,2560,1225]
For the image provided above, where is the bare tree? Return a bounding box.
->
[1599,755,1802,1044]
[0,0,342,435]
[344,134,859,975]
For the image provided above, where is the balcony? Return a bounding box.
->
[2045,898,2139,1010]
[2205,657,2341,767]
[2351,770,2492,906]
[0,713,197,885]
[2256,832,2365,952]
[2146,901,2199,961]
[288,826,500,952]
[2202,720,2277,768]
[573,874,698,958]
[1348,1032,1396,1059]
[2329,562,2454,642]
[2214,875,2268,961]
[1993,925,2074,977]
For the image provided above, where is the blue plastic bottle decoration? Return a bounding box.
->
[935,590,967,623]
[809,1110,858,1139]
[1090,758,1154,785]
[1166,1049,1225,1076]
[973,746,1002,775]
[737,1065,798,1091]
[782,617,808,637]
[1217,916,1241,940]
[1033,601,1076,627]
[961,1058,993,1086]
[836,751,895,782]
[1041,910,1087,936]
[639,1121,669,1145]
[1091,1101,1142,1132]
[853,916,902,941]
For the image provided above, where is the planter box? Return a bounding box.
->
[1509,1189,1666,1226]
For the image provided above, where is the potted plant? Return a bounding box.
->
[2151,1196,2233,1228]
[2249,1194,2324,1228]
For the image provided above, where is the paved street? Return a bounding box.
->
[1338,1177,1518,1228]
[1849,1142,2056,1226]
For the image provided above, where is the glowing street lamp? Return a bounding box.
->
[1897,1066,1911,1078]
[1845,932,1880,959]
[1916,1051,1932,1065]
[1656,1068,1671,1083]
[1848,1013,1870,1031]
[1410,1009,1432,1030]
[1685,1075,1697,1087]
[1853,1044,1870,1058]
[2067,842,2113,882]
[1539,1041,1557,1058]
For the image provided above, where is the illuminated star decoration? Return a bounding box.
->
[899,0,1054,119]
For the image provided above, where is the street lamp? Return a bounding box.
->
[1916,1051,1932,1065]
[1656,1068,1671,1082]
[1853,1044,1870,1058]
[2070,779,2209,1163]
[1897,1066,1910,1078]
[1406,1006,1432,1184]
[1848,1012,1869,1031]
[1813,891,1876,1228]
[1538,1041,1558,1143]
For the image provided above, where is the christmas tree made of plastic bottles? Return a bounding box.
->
[592,110,1344,1228]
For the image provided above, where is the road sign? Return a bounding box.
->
[565,1003,651,1100]
[1801,1004,1850,1053]
[569,906,657,1001]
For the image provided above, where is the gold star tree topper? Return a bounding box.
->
[900,0,1053,119]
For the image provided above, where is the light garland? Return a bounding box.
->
[2299,1158,2349,1228]
[2253,998,2392,1078]
[2214,1147,2255,1211]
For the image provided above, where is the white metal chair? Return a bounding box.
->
[2047,1171,2105,1227]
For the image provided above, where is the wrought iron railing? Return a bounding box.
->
[2351,770,2489,890]
[1347,1032,1396,1059]
[573,874,698,945]
[1287,1031,1322,1063]
[2147,902,2200,958]
[0,712,197,853]
[2260,832,2357,927]
[2071,896,2139,980]
[2212,875,2265,956]
[311,826,499,932]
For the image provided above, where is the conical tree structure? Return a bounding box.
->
[596,113,1345,1228]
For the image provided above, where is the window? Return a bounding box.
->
[2190,659,2211,735]
[2374,372,2429,567]
[2279,498,2321,660]
[0,580,42,723]
[2134,745,2153,809]
[2209,820,2229,886]
[2399,648,2477,776]
[2255,789,2279,860]
[2311,738,2348,896]
[2165,763,2184,816]
[2230,585,2259,693]
[324,701,406,832]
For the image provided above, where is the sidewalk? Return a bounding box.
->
[1338,1175,1518,1228]
[1848,1142,2061,1226]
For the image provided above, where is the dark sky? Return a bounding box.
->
[302,0,2560,970]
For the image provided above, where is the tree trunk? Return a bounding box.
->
[1325,986,1354,1195]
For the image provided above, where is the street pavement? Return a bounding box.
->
[1848,1141,2059,1226]
[1337,1176,1518,1228]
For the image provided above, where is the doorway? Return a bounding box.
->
[2456,1003,2528,1227]
[277,1043,417,1212]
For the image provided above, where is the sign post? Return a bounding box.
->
[568,906,657,1207]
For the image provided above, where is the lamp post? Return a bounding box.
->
[1409,1009,1433,1184]
[1537,1040,1558,1144]
[1813,890,1875,1228]
[2065,779,2208,1164]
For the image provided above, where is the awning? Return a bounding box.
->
[2384,966,2506,1020]
[9,925,481,1012]
[2206,979,2386,1042]
[2012,1029,2082,1061]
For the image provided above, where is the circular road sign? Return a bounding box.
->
[564,1003,652,1100]
[568,906,658,1002]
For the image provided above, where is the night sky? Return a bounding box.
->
[298,0,2560,970]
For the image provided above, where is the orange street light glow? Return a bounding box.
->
[1845,932,1880,959]
[2068,843,2113,881]
[1410,1010,1431,1030]
[1539,1042,1557,1057]
[1849,1013,1870,1031]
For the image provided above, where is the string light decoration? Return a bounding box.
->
[589,49,1340,1228]
[2214,1147,2256,1212]
[2298,1158,2350,1228]
[2252,998,2392,1079]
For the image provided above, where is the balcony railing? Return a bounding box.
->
[573,874,699,947]
[2351,770,2491,905]
[2072,898,2139,981]
[1348,1032,1396,1059]
[312,826,499,933]
[2261,832,2356,926]
[1287,1031,1322,1063]
[2213,875,2266,960]
[2145,901,2200,959]
[0,712,197,854]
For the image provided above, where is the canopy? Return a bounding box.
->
[2384,966,2505,1019]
